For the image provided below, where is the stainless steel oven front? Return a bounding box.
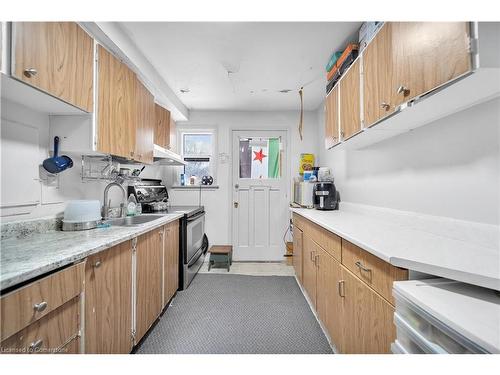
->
[185,211,205,263]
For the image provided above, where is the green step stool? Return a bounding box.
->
[208,245,233,272]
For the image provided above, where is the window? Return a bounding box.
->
[239,137,281,179]
[181,132,216,183]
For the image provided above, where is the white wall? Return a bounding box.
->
[169,110,319,246]
[0,98,170,222]
[318,97,500,225]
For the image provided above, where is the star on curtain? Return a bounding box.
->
[253,148,267,164]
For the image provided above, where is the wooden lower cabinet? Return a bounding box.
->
[341,267,396,354]
[163,220,179,307]
[84,241,132,354]
[135,229,163,342]
[316,247,344,352]
[302,235,319,307]
[292,225,303,284]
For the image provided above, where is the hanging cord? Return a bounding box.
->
[282,223,292,257]
[298,87,304,141]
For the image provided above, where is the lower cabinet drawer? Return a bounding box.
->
[0,261,85,341]
[341,239,408,305]
[294,214,341,261]
[0,297,80,354]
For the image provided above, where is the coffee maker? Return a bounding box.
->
[313,182,339,210]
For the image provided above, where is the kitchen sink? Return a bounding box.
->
[106,214,164,227]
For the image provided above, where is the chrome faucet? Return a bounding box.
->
[102,181,128,219]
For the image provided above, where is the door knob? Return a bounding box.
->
[234,202,239,208]
[234,184,239,189]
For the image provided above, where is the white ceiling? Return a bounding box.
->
[120,22,361,111]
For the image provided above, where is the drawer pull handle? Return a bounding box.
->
[397,85,410,96]
[380,102,390,110]
[29,339,43,351]
[33,301,47,312]
[338,280,345,297]
[94,261,101,268]
[310,251,315,261]
[355,261,372,273]
[314,254,319,267]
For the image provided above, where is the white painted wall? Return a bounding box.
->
[169,110,320,246]
[317,97,500,225]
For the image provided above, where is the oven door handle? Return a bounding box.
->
[187,248,204,267]
[186,211,205,222]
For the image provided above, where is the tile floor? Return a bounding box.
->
[199,260,295,276]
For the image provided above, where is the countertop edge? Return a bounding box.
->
[0,213,184,291]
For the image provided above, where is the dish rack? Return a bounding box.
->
[81,155,141,183]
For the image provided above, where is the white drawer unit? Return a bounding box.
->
[392,279,500,354]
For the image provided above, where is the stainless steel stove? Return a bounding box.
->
[128,179,207,290]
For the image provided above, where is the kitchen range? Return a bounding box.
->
[129,179,207,289]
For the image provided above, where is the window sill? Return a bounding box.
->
[171,185,219,190]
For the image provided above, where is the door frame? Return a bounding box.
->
[229,128,290,260]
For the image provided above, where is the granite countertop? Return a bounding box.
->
[291,205,500,291]
[0,213,183,291]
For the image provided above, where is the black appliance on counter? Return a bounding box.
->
[128,179,208,290]
[313,182,339,210]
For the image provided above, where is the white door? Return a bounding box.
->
[231,130,288,261]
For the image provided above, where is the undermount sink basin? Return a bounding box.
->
[106,214,164,227]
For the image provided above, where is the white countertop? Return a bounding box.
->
[0,213,183,290]
[291,205,500,290]
[393,279,500,353]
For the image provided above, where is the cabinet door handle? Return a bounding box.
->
[29,339,43,351]
[159,230,164,238]
[23,68,38,78]
[33,301,48,312]
[310,251,315,261]
[314,254,319,267]
[397,85,410,96]
[338,280,345,297]
[94,261,101,268]
[355,260,371,273]
[380,102,391,110]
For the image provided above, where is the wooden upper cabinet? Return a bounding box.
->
[391,22,471,107]
[135,79,155,164]
[84,242,132,354]
[324,85,339,149]
[363,23,395,127]
[136,229,163,343]
[341,267,396,354]
[97,45,136,159]
[12,22,93,112]
[340,59,361,139]
[154,103,171,149]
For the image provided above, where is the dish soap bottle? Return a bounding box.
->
[127,194,137,216]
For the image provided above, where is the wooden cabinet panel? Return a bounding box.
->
[363,23,395,127]
[84,242,132,354]
[1,297,80,354]
[163,220,179,307]
[299,216,341,262]
[302,235,319,308]
[292,213,306,232]
[342,239,408,305]
[97,45,136,159]
[341,266,396,354]
[13,22,93,112]
[324,85,339,149]
[340,59,361,139]
[136,229,163,342]
[154,103,171,149]
[316,247,343,352]
[391,22,471,107]
[0,262,84,341]
[135,79,154,164]
[292,225,303,284]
